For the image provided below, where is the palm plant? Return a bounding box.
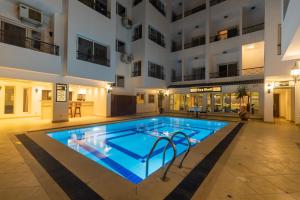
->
[236,85,248,107]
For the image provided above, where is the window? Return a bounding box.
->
[148,26,165,47]
[148,62,164,80]
[136,93,145,104]
[133,24,142,41]
[116,40,126,53]
[192,67,205,80]
[148,94,155,103]
[23,88,30,112]
[116,2,126,17]
[77,36,109,66]
[78,0,110,18]
[113,75,125,87]
[149,0,166,16]
[218,63,238,77]
[133,0,142,7]
[42,90,52,100]
[132,61,142,77]
[277,24,282,55]
[4,86,15,114]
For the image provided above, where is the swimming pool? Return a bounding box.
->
[48,116,228,184]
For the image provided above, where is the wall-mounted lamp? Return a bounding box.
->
[266,82,273,94]
[291,62,300,84]
[106,84,112,93]
[35,88,39,93]
[164,90,169,96]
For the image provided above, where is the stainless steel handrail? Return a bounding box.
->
[145,137,176,181]
[168,132,192,168]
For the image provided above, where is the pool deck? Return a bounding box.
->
[1,114,300,200]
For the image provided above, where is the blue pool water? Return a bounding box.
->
[48,117,228,184]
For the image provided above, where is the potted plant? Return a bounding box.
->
[236,85,250,121]
[157,91,165,114]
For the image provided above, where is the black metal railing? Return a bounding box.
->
[210,0,226,7]
[0,29,59,55]
[242,67,264,76]
[184,74,205,81]
[172,12,182,22]
[171,41,182,52]
[78,0,111,18]
[171,76,182,82]
[209,70,239,78]
[184,3,206,17]
[149,0,166,16]
[243,23,264,34]
[149,33,165,48]
[133,0,143,6]
[148,71,165,80]
[132,71,141,77]
[77,51,110,67]
[184,35,205,49]
[210,26,239,42]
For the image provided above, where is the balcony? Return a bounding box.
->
[78,0,111,18]
[0,29,59,55]
[171,41,182,52]
[184,35,205,49]
[172,12,182,22]
[171,75,182,82]
[210,0,226,7]
[242,66,264,76]
[184,74,205,81]
[184,3,206,17]
[77,51,110,67]
[210,68,239,78]
[243,23,264,34]
[210,26,239,43]
[149,0,166,16]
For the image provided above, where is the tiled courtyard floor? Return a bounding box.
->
[0,115,299,200]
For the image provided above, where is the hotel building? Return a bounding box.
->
[0,0,299,125]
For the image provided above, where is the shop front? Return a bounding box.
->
[169,83,264,117]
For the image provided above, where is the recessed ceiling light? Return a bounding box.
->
[194,57,199,60]
[246,44,255,49]
[178,32,182,35]
[251,6,256,10]
[195,25,199,29]
[179,2,182,6]
[223,51,227,54]
[224,15,228,19]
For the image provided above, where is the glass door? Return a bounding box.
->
[4,86,15,114]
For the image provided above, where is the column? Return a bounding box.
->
[295,82,300,124]
[264,82,274,123]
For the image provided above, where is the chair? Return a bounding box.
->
[68,102,73,118]
[74,102,82,118]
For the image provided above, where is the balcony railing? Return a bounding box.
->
[184,74,205,81]
[171,76,182,82]
[171,41,182,52]
[209,70,239,79]
[184,35,205,49]
[184,3,206,17]
[243,23,264,34]
[149,0,166,16]
[148,71,165,80]
[78,0,111,18]
[172,12,182,22]
[132,71,141,77]
[77,51,110,67]
[210,0,226,7]
[242,67,264,76]
[210,26,239,43]
[0,29,59,55]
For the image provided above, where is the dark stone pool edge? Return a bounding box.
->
[16,134,104,200]
[164,122,244,200]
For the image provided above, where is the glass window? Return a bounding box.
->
[223,93,231,112]
[207,94,212,112]
[148,94,155,103]
[116,3,126,17]
[77,37,93,62]
[169,94,174,110]
[4,86,15,114]
[231,93,240,113]
[114,75,125,87]
[250,92,259,114]
[132,61,142,77]
[133,24,142,41]
[148,61,164,80]
[136,93,145,104]
[116,40,126,53]
[42,90,52,100]
[214,94,222,112]
[23,88,30,112]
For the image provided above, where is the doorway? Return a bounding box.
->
[273,94,279,118]
[273,88,294,121]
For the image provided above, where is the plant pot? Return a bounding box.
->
[239,110,250,121]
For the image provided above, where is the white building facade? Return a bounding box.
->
[0,0,299,124]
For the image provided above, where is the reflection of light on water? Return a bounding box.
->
[189,138,198,143]
[151,118,157,121]
[92,127,100,131]
[104,145,112,153]
[163,132,169,137]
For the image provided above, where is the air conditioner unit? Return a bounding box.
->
[19,4,43,26]
[121,17,133,29]
[121,53,133,64]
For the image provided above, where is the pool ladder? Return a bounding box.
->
[145,132,191,181]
